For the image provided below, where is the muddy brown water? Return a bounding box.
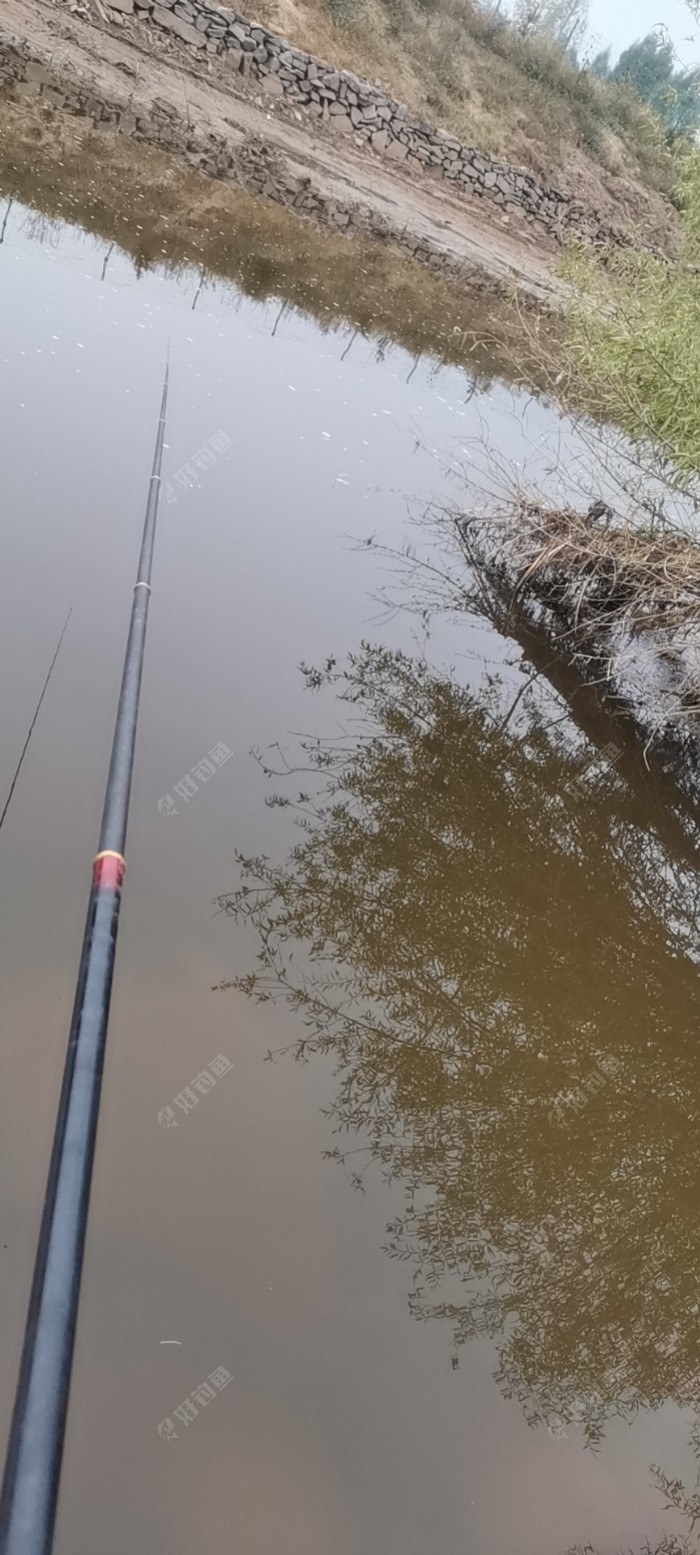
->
[2,203,700,1555]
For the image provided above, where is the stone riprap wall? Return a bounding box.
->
[110,0,625,247]
[0,30,516,289]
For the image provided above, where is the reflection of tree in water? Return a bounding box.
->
[569,1455,700,1555]
[20,208,62,249]
[218,642,700,1456]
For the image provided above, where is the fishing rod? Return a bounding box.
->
[0,608,72,836]
[0,354,169,1555]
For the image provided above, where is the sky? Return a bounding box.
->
[505,0,700,66]
[585,0,700,66]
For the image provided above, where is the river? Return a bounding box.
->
[1,200,699,1555]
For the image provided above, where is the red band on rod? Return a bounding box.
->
[92,852,125,891]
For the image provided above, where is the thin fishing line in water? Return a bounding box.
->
[0,607,72,835]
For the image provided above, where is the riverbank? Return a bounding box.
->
[1,0,682,398]
[0,0,571,307]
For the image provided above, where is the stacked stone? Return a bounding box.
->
[0,31,504,282]
[124,0,617,240]
[6,0,627,249]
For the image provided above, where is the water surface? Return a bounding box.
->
[1,205,699,1555]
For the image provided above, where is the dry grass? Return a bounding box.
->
[262,0,677,234]
[0,95,564,387]
[461,499,700,737]
[484,500,700,642]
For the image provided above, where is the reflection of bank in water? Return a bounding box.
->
[0,97,560,397]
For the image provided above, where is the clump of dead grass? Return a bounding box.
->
[485,500,700,641]
[461,499,700,739]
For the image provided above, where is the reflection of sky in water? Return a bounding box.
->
[0,204,695,1555]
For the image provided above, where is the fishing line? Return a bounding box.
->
[0,608,73,835]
